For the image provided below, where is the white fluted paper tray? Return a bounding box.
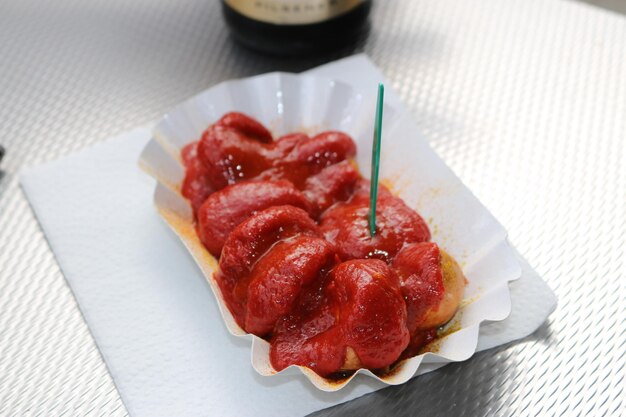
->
[139,72,522,391]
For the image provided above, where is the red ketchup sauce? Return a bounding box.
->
[181,112,460,377]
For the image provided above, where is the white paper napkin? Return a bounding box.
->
[21,55,556,417]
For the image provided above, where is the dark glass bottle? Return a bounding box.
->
[222,0,372,56]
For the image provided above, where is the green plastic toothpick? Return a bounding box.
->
[369,83,384,237]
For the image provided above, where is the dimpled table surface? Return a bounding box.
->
[0,0,624,416]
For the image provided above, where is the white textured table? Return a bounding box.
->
[0,1,624,416]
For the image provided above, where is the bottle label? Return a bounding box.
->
[225,0,366,25]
